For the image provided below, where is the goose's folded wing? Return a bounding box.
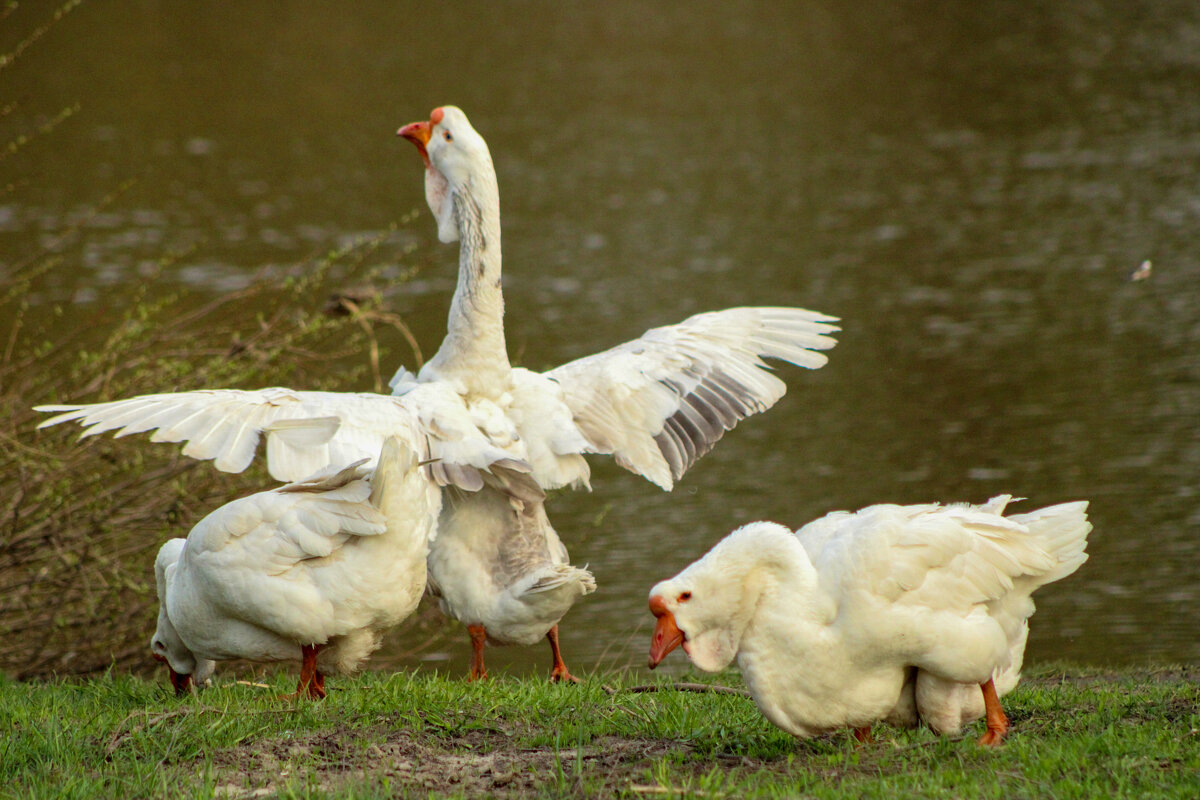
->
[543,307,838,489]
[186,467,387,575]
[809,499,1060,614]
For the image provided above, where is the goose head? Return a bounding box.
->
[397,105,496,244]
[648,521,800,673]
[151,539,216,695]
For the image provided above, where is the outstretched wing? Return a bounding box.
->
[36,388,416,481]
[544,307,838,489]
[35,386,531,495]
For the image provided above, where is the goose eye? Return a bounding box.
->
[443,130,453,142]
[678,591,691,602]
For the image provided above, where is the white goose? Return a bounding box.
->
[37,106,838,681]
[391,106,840,680]
[647,496,1091,744]
[151,436,439,698]
[392,107,840,493]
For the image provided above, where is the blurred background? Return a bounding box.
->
[3,1,1197,679]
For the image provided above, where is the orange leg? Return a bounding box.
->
[467,624,489,681]
[978,677,1009,746]
[546,625,581,684]
[295,643,326,700]
[853,725,874,744]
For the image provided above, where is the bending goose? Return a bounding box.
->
[36,106,838,681]
[647,496,1091,745]
[151,436,439,698]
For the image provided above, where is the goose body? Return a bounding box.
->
[428,487,595,680]
[151,436,440,697]
[647,496,1091,743]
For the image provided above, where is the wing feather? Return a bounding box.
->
[35,387,527,496]
[546,307,838,488]
[802,498,1086,617]
[186,464,386,566]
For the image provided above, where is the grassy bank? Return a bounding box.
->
[1,665,1196,799]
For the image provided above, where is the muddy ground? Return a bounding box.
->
[194,667,1200,798]
[207,724,690,798]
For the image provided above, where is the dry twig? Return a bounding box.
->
[620,682,751,698]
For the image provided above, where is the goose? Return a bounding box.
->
[391,106,840,493]
[396,106,836,681]
[151,436,440,698]
[646,496,1091,745]
[36,106,839,681]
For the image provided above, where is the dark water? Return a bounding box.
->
[6,2,1198,674]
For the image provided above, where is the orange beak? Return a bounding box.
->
[648,594,684,669]
[397,119,433,167]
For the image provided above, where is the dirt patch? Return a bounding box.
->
[195,670,1200,797]
[201,722,919,797]
[207,724,690,798]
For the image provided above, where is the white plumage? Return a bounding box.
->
[394,106,836,680]
[37,385,531,493]
[37,105,839,681]
[150,436,440,697]
[541,306,837,489]
[647,496,1091,744]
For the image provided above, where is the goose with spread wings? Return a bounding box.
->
[38,106,838,681]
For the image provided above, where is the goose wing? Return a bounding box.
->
[180,460,406,642]
[543,306,838,489]
[185,460,385,572]
[35,387,531,493]
[803,497,1064,615]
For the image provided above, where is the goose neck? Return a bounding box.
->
[425,179,511,395]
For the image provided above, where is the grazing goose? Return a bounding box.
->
[151,436,439,698]
[37,106,838,681]
[647,496,1091,745]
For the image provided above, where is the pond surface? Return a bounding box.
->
[6,1,1199,674]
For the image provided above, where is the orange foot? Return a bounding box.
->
[282,643,327,700]
[977,677,1009,746]
[467,624,489,682]
[978,728,1006,747]
[545,625,581,684]
[279,681,327,701]
[549,663,581,684]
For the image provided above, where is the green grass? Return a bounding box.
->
[1,665,1196,799]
